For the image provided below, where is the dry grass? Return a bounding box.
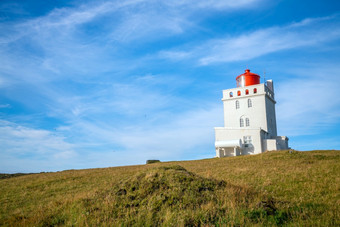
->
[0,150,339,226]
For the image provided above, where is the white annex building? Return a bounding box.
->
[214,69,289,157]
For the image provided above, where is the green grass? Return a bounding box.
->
[0,173,34,180]
[0,150,339,226]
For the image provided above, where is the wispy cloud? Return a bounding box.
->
[165,0,262,10]
[0,0,265,86]
[276,66,340,137]
[0,120,77,170]
[160,15,340,64]
[0,120,74,153]
[60,103,223,162]
[0,104,10,108]
[159,51,193,61]
[2,0,263,43]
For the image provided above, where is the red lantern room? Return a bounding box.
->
[236,69,260,87]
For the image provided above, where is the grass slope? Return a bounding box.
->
[0,173,32,180]
[0,150,339,226]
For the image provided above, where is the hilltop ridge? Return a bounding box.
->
[0,150,339,226]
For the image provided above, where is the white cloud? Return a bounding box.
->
[64,104,223,161]
[1,0,264,45]
[0,120,76,158]
[159,51,192,61]
[160,15,340,64]
[110,104,222,159]
[166,0,262,10]
[0,104,10,108]
[27,2,113,29]
[276,67,340,137]
[0,75,11,88]
[0,0,265,88]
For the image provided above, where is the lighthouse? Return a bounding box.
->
[214,69,289,157]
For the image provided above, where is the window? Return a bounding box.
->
[244,136,252,143]
[236,100,240,109]
[229,92,233,97]
[245,89,249,95]
[253,88,257,94]
[240,118,244,127]
[240,116,249,127]
[237,90,241,96]
[243,136,252,147]
[248,99,252,108]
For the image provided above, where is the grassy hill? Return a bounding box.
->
[0,150,339,226]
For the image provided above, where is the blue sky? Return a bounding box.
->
[1,0,340,173]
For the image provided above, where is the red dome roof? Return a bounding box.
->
[236,69,260,80]
[236,69,260,87]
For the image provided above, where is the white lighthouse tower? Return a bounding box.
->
[214,69,289,157]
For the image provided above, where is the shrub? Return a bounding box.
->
[146,160,160,164]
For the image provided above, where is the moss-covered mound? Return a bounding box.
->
[81,166,228,225]
[115,165,225,211]
[79,165,290,226]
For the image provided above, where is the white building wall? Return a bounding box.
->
[276,136,289,150]
[215,127,263,156]
[222,84,276,135]
[262,139,277,151]
[264,95,277,137]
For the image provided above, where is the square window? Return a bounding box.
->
[243,136,252,144]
